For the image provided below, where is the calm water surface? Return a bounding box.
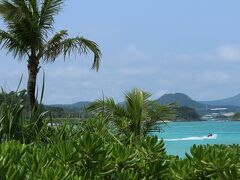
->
[151,120,240,157]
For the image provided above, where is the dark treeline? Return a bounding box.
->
[0,91,201,121]
[0,91,87,118]
[174,106,200,121]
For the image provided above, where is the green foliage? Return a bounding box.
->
[0,90,25,141]
[0,91,82,118]
[0,89,240,179]
[171,144,240,179]
[0,0,101,67]
[174,106,200,121]
[88,88,174,137]
[0,118,169,179]
[1,118,239,179]
[0,84,239,179]
[0,88,49,143]
[232,113,240,121]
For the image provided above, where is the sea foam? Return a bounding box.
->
[162,134,217,142]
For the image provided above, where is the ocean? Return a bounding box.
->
[151,120,240,157]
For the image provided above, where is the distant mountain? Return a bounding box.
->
[48,93,240,117]
[200,94,240,107]
[71,101,91,108]
[156,92,240,116]
[51,101,91,110]
[157,93,206,109]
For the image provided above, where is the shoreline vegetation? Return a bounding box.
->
[0,87,240,179]
[0,0,240,179]
[0,89,240,179]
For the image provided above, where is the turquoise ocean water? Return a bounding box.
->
[151,120,240,157]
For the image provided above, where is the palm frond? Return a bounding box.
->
[38,30,68,58]
[87,98,107,115]
[80,37,101,71]
[114,104,128,118]
[29,0,39,18]
[39,0,63,32]
[0,0,45,53]
[0,0,101,67]
[0,0,28,22]
[0,30,29,58]
[124,88,151,120]
[88,89,174,136]
[87,97,128,118]
[43,35,101,71]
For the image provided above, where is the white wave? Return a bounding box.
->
[162,134,217,142]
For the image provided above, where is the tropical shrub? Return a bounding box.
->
[0,86,49,143]
[0,118,169,179]
[171,144,240,179]
[87,88,173,137]
[0,108,240,179]
[0,87,239,179]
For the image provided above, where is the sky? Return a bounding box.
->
[1,0,240,104]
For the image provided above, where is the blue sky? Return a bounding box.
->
[1,0,240,104]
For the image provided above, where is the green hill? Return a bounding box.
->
[157,93,206,109]
[51,101,90,110]
[200,94,240,107]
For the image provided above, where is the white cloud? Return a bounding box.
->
[127,44,147,60]
[216,44,240,62]
[47,65,97,80]
[118,67,159,76]
[177,71,231,85]
[194,71,231,84]
[152,89,167,99]
[2,42,240,104]
[161,44,240,63]
[163,53,193,62]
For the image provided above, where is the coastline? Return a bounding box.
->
[156,119,205,124]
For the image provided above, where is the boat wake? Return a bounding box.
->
[163,134,218,142]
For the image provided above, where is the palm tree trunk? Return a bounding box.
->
[133,119,141,136]
[27,59,39,111]
[137,119,141,136]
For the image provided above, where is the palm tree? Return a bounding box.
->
[88,88,173,137]
[0,0,101,111]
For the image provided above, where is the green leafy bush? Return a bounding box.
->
[171,144,240,179]
[0,88,239,179]
[0,122,168,179]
